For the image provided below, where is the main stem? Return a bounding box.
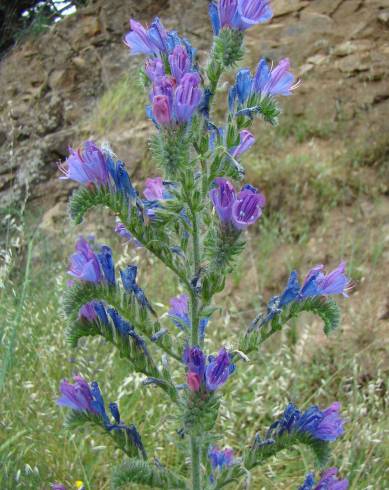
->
[191,436,202,490]
[190,200,202,489]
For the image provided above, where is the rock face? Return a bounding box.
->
[0,0,388,213]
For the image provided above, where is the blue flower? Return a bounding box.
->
[208,446,234,484]
[299,468,349,490]
[169,294,209,337]
[253,58,299,97]
[209,2,221,35]
[205,348,235,391]
[279,270,300,307]
[94,301,109,325]
[120,266,155,314]
[59,141,110,187]
[268,402,345,442]
[107,307,133,336]
[107,159,137,202]
[235,69,252,105]
[299,473,315,490]
[301,262,351,299]
[68,237,102,284]
[209,0,272,33]
[97,245,115,286]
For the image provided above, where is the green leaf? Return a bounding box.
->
[244,432,330,470]
[68,185,189,288]
[111,459,187,489]
[64,282,181,362]
[69,186,128,225]
[64,410,145,459]
[240,297,341,354]
[64,283,179,399]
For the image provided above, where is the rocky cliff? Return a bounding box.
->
[0,0,388,218]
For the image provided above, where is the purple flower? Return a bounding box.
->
[309,402,345,442]
[148,17,168,52]
[210,0,272,32]
[232,0,273,30]
[68,237,102,283]
[124,19,158,55]
[168,294,209,337]
[301,262,351,299]
[299,469,349,490]
[169,45,191,83]
[152,95,173,126]
[145,58,165,81]
[218,0,238,28]
[115,221,132,242]
[79,302,98,322]
[208,446,234,470]
[205,347,235,391]
[315,468,349,490]
[253,58,299,97]
[144,177,165,201]
[169,294,190,328]
[51,484,67,490]
[231,130,255,158]
[268,402,344,443]
[152,74,176,100]
[175,72,202,123]
[183,345,206,378]
[57,375,97,413]
[231,186,265,230]
[59,141,109,187]
[209,178,236,223]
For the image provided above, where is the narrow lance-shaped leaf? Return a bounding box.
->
[112,459,187,489]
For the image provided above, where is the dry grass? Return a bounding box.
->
[0,180,388,488]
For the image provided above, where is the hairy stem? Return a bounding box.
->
[191,436,202,490]
[119,210,191,290]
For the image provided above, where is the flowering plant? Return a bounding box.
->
[54,2,351,489]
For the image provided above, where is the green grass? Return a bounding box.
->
[0,188,388,489]
[91,70,148,136]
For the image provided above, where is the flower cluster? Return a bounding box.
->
[57,375,146,457]
[149,70,202,127]
[210,178,265,230]
[125,17,201,126]
[209,0,272,34]
[299,468,349,490]
[229,58,299,114]
[184,346,235,392]
[68,237,153,308]
[168,294,209,338]
[267,402,345,443]
[59,141,136,199]
[125,17,194,59]
[260,262,352,325]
